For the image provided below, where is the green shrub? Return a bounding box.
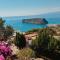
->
[15,32,26,49]
[30,28,59,57]
[17,48,35,59]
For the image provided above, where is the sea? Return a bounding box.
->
[2,17,60,32]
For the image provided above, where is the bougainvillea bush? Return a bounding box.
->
[0,41,12,60]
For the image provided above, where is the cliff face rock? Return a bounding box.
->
[22,18,48,24]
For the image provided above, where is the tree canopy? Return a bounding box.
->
[0,18,14,41]
[15,32,26,49]
[0,18,5,27]
[30,28,60,57]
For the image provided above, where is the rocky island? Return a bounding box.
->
[22,18,48,24]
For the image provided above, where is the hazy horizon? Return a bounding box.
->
[0,0,60,16]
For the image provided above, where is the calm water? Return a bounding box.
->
[3,17,60,32]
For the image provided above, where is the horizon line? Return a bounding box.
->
[0,10,60,17]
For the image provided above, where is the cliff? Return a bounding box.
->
[22,18,48,24]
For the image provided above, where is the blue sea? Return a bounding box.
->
[2,17,60,32]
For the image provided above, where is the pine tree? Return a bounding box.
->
[31,28,58,57]
[15,32,26,49]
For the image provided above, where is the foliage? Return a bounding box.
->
[30,28,59,57]
[26,28,40,34]
[0,18,14,41]
[15,32,26,49]
[17,48,35,59]
[0,18,5,27]
[56,40,60,52]
[5,25,14,37]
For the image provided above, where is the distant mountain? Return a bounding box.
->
[27,11,60,18]
[38,11,60,18]
[14,11,60,18]
[2,11,60,20]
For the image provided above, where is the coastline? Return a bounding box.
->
[15,24,60,33]
[47,24,59,27]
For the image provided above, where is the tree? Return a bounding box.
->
[56,40,60,52]
[5,25,14,37]
[15,32,26,49]
[0,18,5,27]
[0,18,5,41]
[0,18,14,41]
[30,28,58,57]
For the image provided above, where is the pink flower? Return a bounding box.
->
[0,42,12,56]
[0,55,5,60]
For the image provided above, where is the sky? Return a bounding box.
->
[0,0,60,16]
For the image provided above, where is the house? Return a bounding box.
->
[25,32,38,45]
